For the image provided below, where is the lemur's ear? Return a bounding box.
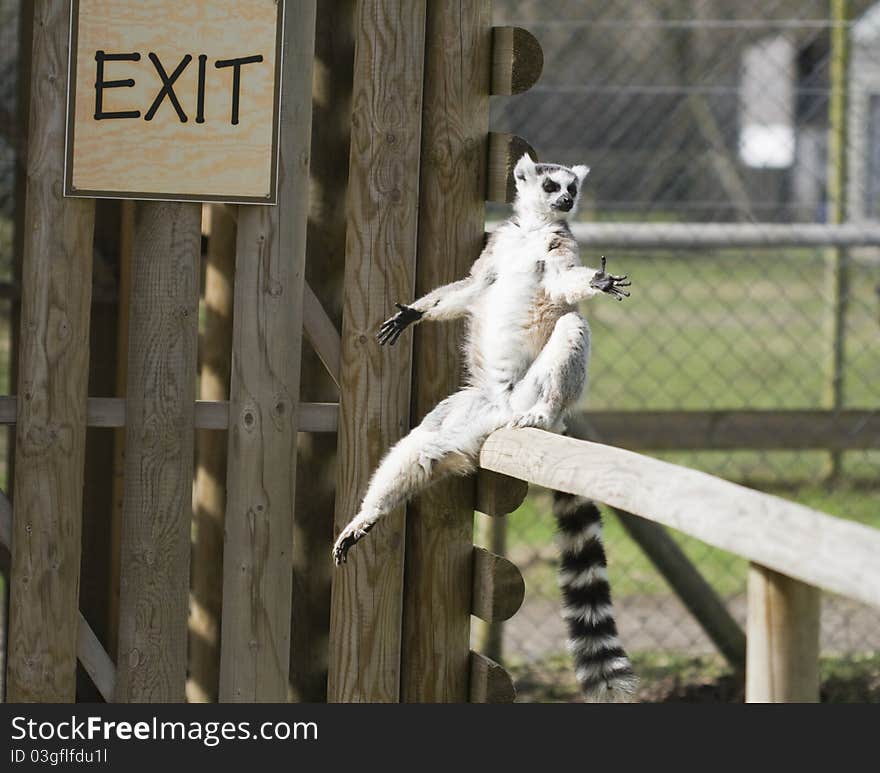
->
[514,153,537,182]
[572,165,591,184]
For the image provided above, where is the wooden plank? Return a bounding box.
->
[615,510,746,671]
[479,428,880,608]
[302,282,341,389]
[6,0,97,704]
[476,469,528,516]
[487,132,536,203]
[328,0,428,704]
[400,0,491,704]
[113,201,202,703]
[746,564,820,703]
[469,651,516,703]
[189,204,236,703]
[567,409,880,451]
[491,26,543,96]
[218,0,316,703]
[471,547,525,623]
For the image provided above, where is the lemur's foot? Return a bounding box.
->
[590,256,631,301]
[508,409,554,430]
[378,303,423,346]
[332,521,374,566]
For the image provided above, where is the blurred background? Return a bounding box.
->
[480,0,880,702]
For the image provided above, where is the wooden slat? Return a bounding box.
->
[568,409,880,451]
[487,132,536,203]
[401,0,491,704]
[491,26,543,96]
[471,547,525,623]
[746,564,820,703]
[219,0,317,703]
[476,469,528,516]
[114,201,202,703]
[479,428,880,608]
[469,651,516,703]
[302,281,342,389]
[6,0,96,703]
[328,0,428,703]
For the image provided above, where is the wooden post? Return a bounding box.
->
[475,516,508,662]
[218,1,316,702]
[6,0,96,703]
[746,564,821,703]
[114,201,202,703]
[188,204,235,703]
[328,0,428,703]
[400,0,491,704]
[824,0,851,480]
[290,0,355,704]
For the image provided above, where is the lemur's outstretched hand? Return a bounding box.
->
[378,303,424,346]
[590,256,631,301]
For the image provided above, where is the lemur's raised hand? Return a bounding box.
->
[333,155,636,700]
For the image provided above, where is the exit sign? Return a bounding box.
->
[65,0,285,204]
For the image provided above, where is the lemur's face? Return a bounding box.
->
[513,155,590,220]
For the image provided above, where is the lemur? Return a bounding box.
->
[333,154,636,700]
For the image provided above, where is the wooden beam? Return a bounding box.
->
[487,132,536,203]
[469,652,516,703]
[114,201,202,703]
[491,26,543,96]
[302,282,341,390]
[479,428,880,608]
[219,0,317,703]
[401,0,491,704]
[746,564,820,703]
[471,547,525,623]
[7,0,96,703]
[568,409,880,451]
[614,510,746,671]
[476,469,528,516]
[328,0,427,704]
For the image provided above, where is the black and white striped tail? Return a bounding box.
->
[554,491,637,702]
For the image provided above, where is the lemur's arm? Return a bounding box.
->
[544,256,631,305]
[378,259,495,346]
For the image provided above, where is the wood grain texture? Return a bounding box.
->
[746,565,820,703]
[490,26,543,96]
[302,281,341,389]
[469,651,515,703]
[400,0,490,704]
[471,547,525,623]
[487,132,536,203]
[479,428,880,608]
[113,201,201,703]
[328,0,427,704]
[189,204,236,703]
[6,0,96,703]
[218,0,316,703]
[568,409,880,451]
[476,469,528,516]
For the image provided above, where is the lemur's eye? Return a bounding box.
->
[542,180,560,193]
[567,183,578,196]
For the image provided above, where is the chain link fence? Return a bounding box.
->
[486,0,880,702]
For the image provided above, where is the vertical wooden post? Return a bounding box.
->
[824,0,850,480]
[188,204,235,703]
[475,515,507,662]
[290,0,355,704]
[114,201,202,703]
[746,564,821,703]
[400,0,491,703]
[6,0,96,703]
[328,0,428,703]
[218,1,316,702]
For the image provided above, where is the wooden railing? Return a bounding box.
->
[478,427,880,703]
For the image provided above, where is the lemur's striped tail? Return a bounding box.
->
[553,490,637,702]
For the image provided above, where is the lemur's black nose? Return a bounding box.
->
[556,195,573,211]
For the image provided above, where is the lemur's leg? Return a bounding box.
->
[509,311,590,431]
[333,388,505,564]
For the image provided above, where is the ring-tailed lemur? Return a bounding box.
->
[333,154,635,700]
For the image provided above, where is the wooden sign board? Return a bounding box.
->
[65,0,284,204]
